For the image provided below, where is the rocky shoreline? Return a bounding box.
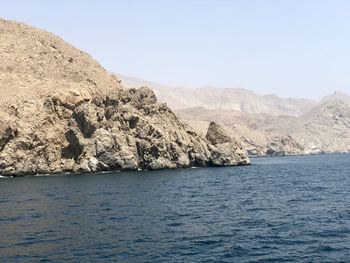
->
[0,18,250,177]
[0,85,251,177]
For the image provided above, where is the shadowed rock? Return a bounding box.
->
[0,121,15,151]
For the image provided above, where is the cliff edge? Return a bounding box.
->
[0,19,249,176]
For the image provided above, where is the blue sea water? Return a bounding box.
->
[0,154,350,262]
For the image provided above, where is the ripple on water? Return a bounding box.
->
[0,154,350,262]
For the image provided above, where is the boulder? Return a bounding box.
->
[206,122,250,166]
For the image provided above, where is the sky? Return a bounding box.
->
[1,0,350,100]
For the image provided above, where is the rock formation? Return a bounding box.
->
[0,18,250,176]
[177,108,305,157]
[206,122,250,165]
[177,99,350,156]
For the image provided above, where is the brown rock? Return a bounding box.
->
[206,122,250,166]
[0,18,250,176]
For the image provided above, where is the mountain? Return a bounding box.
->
[286,99,350,153]
[177,108,304,156]
[178,99,350,155]
[321,91,350,104]
[118,75,350,155]
[118,74,317,116]
[0,18,249,176]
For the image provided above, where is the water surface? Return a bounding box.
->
[1,154,350,262]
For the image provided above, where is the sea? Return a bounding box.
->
[1,154,349,262]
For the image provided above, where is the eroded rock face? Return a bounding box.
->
[177,108,309,157]
[206,122,250,166]
[264,135,305,156]
[0,121,15,151]
[0,18,250,176]
[0,87,250,176]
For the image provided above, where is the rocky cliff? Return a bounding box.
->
[206,122,250,165]
[178,108,305,157]
[0,19,250,176]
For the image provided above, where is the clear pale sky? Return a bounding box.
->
[1,0,349,100]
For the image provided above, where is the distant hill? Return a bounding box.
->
[178,99,350,155]
[118,74,317,116]
[321,91,350,103]
[177,108,304,156]
[117,74,350,155]
[287,99,350,153]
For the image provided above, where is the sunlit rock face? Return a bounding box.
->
[0,18,249,176]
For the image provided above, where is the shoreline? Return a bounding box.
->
[1,152,349,178]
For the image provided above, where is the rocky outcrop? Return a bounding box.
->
[178,108,306,157]
[0,87,249,176]
[206,122,250,165]
[264,135,305,156]
[0,18,249,176]
[239,134,304,157]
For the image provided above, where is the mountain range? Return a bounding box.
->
[118,74,318,116]
[118,74,350,155]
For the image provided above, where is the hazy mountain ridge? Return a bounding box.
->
[321,91,350,104]
[118,74,317,116]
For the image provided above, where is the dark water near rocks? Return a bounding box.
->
[1,154,350,262]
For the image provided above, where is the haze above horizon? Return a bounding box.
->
[1,0,349,100]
